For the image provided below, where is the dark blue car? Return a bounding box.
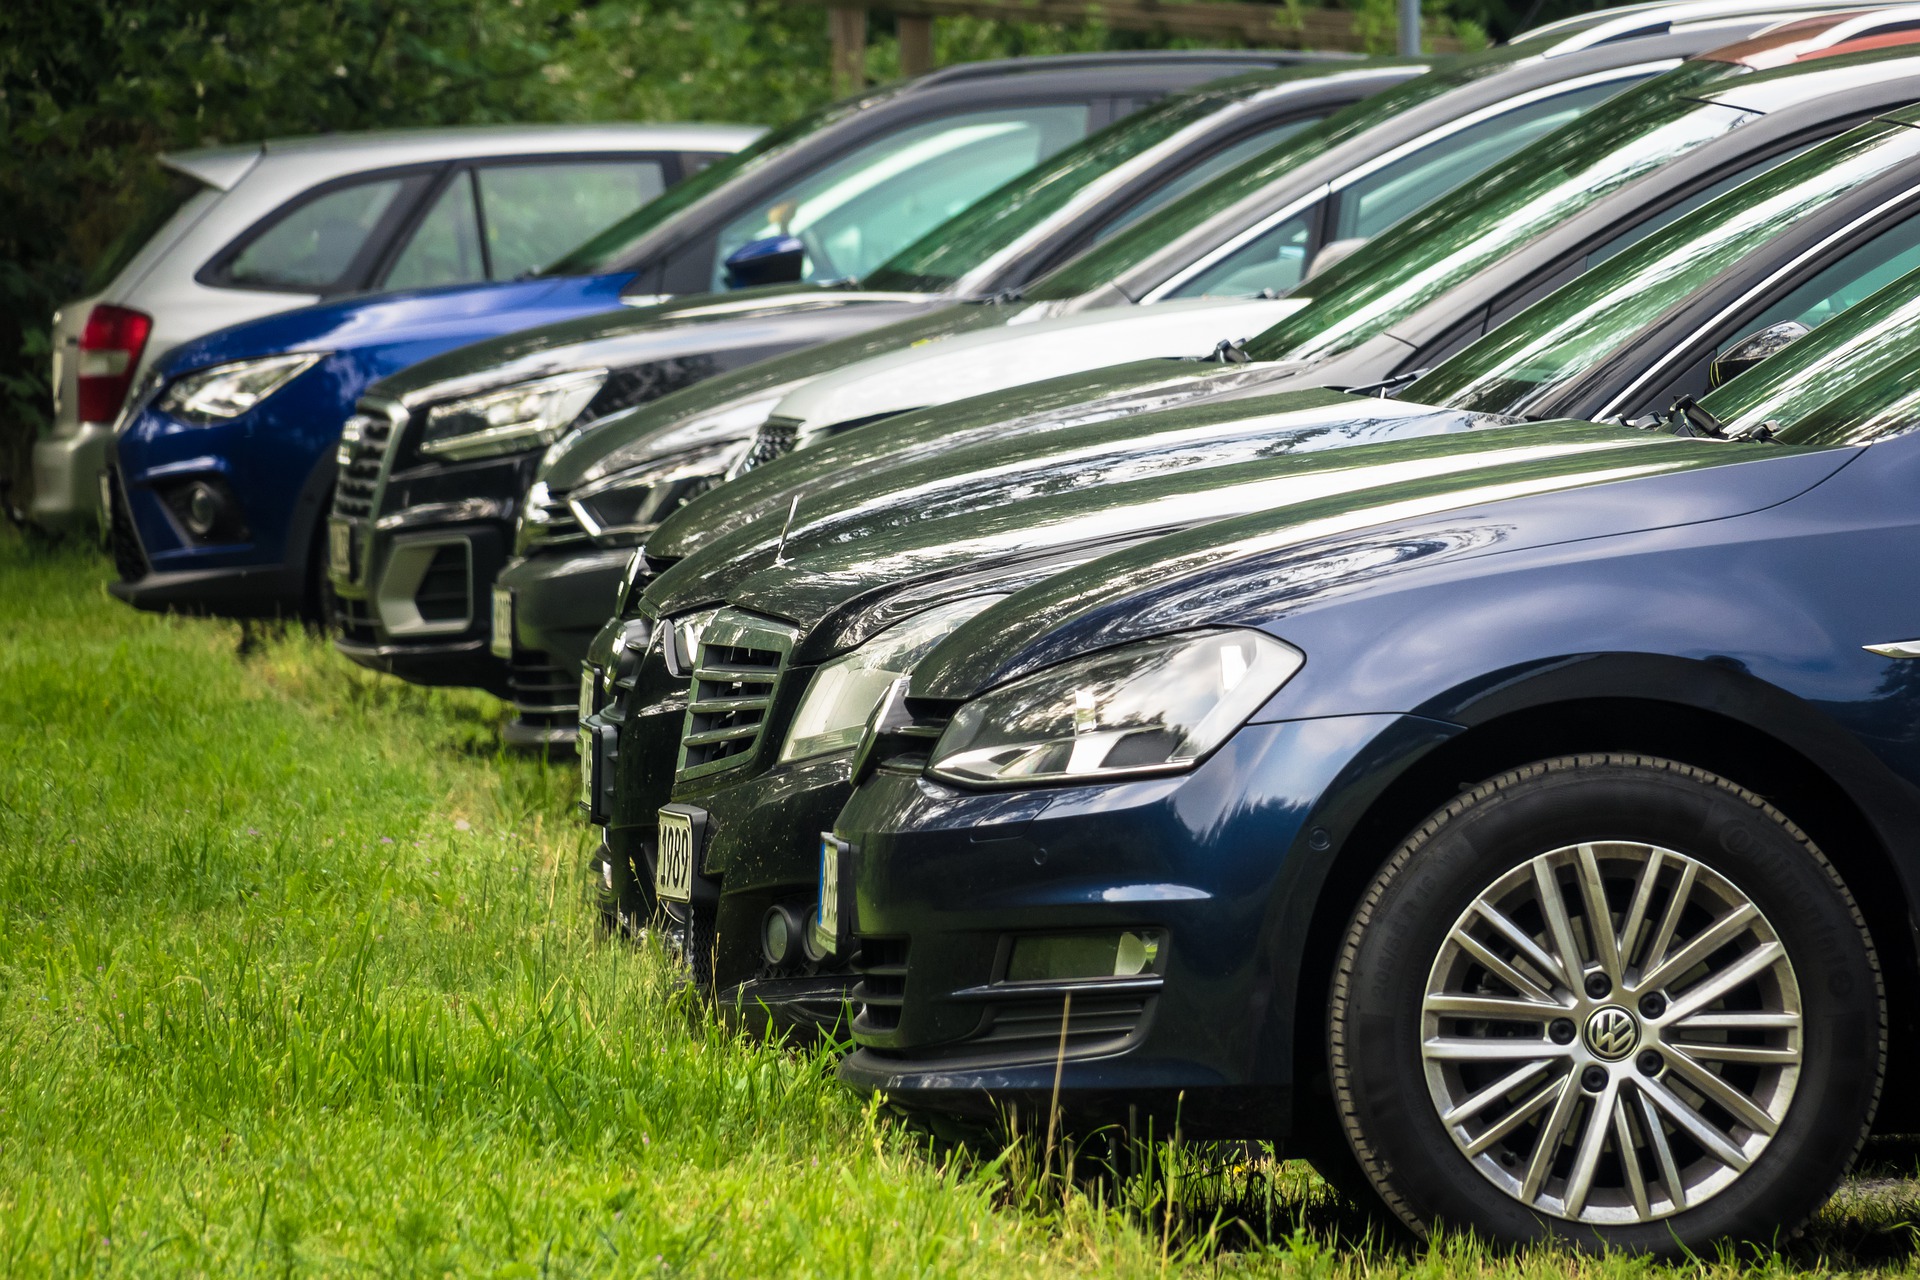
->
[101,53,1304,617]
[832,262,1920,1252]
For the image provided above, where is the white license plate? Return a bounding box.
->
[329,519,353,577]
[97,471,113,525]
[817,835,841,950]
[656,809,696,903]
[490,587,514,659]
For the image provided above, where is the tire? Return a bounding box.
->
[1329,755,1884,1254]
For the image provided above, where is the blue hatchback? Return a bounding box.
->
[832,264,1920,1253]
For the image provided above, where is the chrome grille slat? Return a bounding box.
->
[674,610,797,780]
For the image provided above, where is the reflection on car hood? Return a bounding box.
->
[159,274,600,374]
[539,300,1026,490]
[368,284,940,408]
[770,295,1308,433]
[649,390,1529,650]
[644,355,1302,562]
[909,431,1857,701]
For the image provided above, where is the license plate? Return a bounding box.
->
[579,722,595,811]
[817,834,842,951]
[97,471,113,525]
[579,666,597,721]
[329,519,353,578]
[490,587,514,659]
[656,809,697,903]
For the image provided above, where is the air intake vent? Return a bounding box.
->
[675,611,796,780]
[852,936,910,1033]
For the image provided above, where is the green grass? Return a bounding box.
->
[3,531,1919,1277]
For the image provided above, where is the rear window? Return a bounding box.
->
[85,169,210,294]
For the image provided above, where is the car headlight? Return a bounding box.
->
[567,442,741,547]
[421,369,606,461]
[928,629,1303,787]
[160,353,322,423]
[781,596,1007,764]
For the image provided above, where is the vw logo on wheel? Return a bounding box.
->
[1584,1004,1640,1060]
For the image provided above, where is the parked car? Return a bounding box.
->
[495,2,1864,732]
[325,59,1422,720]
[31,123,762,533]
[829,259,1920,1255]
[574,99,1920,1034]
[518,10,1920,731]
[103,53,1305,621]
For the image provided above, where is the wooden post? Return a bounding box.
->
[830,6,868,96]
[898,14,936,76]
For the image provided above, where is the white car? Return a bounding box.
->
[33,122,761,531]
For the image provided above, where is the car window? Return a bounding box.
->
[224,177,411,290]
[1160,207,1316,298]
[1405,120,1920,417]
[1239,62,1752,364]
[1584,142,1818,269]
[1329,78,1627,243]
[1091,120,1318,245]
[479,160,667,278]
[1731,208,1920,340]
[708,105,1090,289]
[1708,259,1920,446]
[384,173,484,289]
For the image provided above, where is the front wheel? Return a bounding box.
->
[1329,755,1883,1253]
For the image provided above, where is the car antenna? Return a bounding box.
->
[774,492,802,566]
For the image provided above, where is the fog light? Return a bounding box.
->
[801,906,835,963]
[761,904,807,967]
[184,481,224,537]
[1006,930,1162,983]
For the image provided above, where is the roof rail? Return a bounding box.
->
[1533,0,1889,54]
[1759,4,1920,49]
[912,49,1361,85]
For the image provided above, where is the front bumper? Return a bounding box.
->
[29,422,114,532]
[834,714,1438,1137]
[496,545,633,717]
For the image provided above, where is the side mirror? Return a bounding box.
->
[1709,320,1810,388]
[723,235,805,289]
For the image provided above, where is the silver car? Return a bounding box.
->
[33,122,761,531]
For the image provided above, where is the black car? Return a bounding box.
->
[577,100,1920,1031]
[501,4,1836,730]
[325,51,1373,725]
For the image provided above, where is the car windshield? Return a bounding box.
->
[1704,259,1920,446]
[1236,58,1751,364]
[863,70,1329,294]
[1406,119,1920,416]
[542,100,848,276]
[1019,45,1536,303]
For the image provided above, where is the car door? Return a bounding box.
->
[377,153,685,289]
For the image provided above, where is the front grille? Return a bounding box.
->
[676,611,795,779]
[104,466,146,582]
[413,544,469,622]
[509,650,578,719]
[333,593,378,644]
[730,415,802,477]
[852,936,910,1032]
[527,497,590,550]
[331,402,404,522]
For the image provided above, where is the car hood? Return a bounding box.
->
[649,390,1527,647]
[154,272,641,376]
[909,431,1858,702]
[367,284,943,409]
[540,300,1036,490]
[770,295,1309,434]
[643,354,1306,562]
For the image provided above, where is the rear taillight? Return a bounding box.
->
[77,304,154,423]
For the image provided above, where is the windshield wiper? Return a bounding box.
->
[1630,395,1775,442]
[1343,369,1429,399]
